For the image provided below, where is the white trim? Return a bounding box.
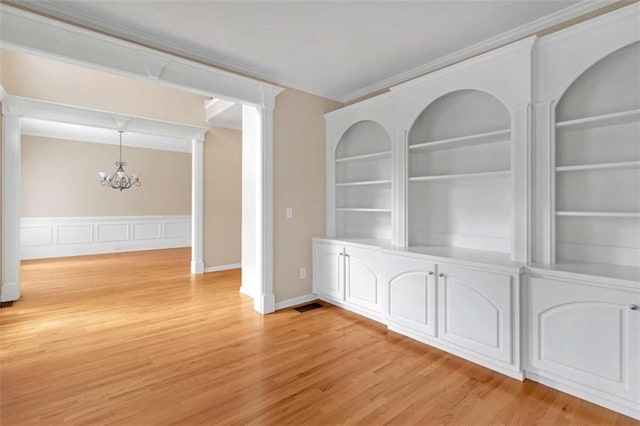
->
[5,0,283,97]
[525,371,640,421]
[0,4,283,314]
[0,4,283,106]
[191,134,204,275]
[342,1,617,102]
[1,111,21,302]
[20,215,191,260]
[3,96,208,141]
[204,263,242,273]
[21,117,193,153]
[275,293,318,310]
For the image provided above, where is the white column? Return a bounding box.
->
[532,101,556,264]
[2,107,21,302]
[241,104,259,299]
[393,130,408,248]
[255,103,276,314]
[191,133,205,274]
[511,104,532,263]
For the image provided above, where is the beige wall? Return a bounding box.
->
[274,89,342,301]
[21,135,191,217]
[204,127,242,267]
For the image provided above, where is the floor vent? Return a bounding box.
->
[295,302,323,313]
[0,301,14,308]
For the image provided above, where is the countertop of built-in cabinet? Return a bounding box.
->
[528,262,640,291]
[312,237,525,274]
[313,237,640,287]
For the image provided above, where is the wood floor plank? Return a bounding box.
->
[1,248,637,425]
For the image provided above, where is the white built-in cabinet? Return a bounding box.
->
[315,4,640,420]
[313,239,383,321]
[526,274,640,418]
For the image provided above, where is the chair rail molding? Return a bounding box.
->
[0,4,284,314]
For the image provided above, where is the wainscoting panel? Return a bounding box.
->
[20,215,191,260]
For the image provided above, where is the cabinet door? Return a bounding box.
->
[437,264,515,364]
[528,276,640,403]
[383,254,437,337]
[313,241,344,300]
[345,246,382,313]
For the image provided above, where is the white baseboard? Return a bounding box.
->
[1,281,20,302]
[525,371,640,421]
[275,293,318,310]
[204,263,241,273]
[20,215,190,260]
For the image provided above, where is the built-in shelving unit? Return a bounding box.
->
[554,41,640,272]
[334,120,392,241]
[407,89,512,255]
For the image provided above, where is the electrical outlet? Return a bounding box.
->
[286,207,294,219]
[299,267,307,280]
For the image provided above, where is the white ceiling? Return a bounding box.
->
[11,0,596,102]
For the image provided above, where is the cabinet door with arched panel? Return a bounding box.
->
[312,240,345,300]
[527,276,640,406]
[437,263,518,365]
[383,253,437,337]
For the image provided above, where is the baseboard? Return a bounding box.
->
[525,371,640,421]
[275,293,318,310]
[0,281,20,302]
[317,295,386,325]
[204,263,241,273]
[387,324,524,381]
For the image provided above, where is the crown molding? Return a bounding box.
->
[4,0,282,84]
[342,0,618,103]
[390,36,537,93]
[0,3,284,107]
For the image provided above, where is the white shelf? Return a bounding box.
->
[336,208,392,213]
[335,180,392,187]
[556,160,640,172]
[556,211,640,218]
[556,108,640,130]
[409,170,510,182]
[409,129,510,152]
[335,151,391,163]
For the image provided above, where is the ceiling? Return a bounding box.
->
[10,1,596,102]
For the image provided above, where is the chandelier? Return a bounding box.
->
[98,130,141,191]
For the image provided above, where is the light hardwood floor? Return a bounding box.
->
[1,248,637,425]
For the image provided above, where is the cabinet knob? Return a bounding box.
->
[428,271,434,276]
[439,273,444,278]
[631,304,639,311]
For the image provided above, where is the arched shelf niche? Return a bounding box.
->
[554,41,640,268]
[334,120,393,241]
[407,89,513,255]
